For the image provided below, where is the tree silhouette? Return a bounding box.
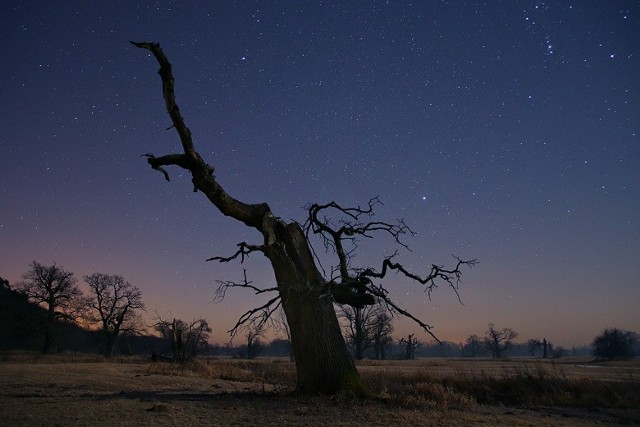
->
[15,261,82,353]
[592,328,638,360]
[0,276,41,349]
[463,334,484,357]
[245,321,265,359]
[131,41,475,395]
[339,304,393,360]
[85,273,144,357]
[338,305,376,360]
[371,308,393,360]
[483,323,518,358]
[399,333,420,359]
[528,338,552,358]
[154,317,211,362]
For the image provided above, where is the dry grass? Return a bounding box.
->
[1,353,639,426]
[358,358,640,410]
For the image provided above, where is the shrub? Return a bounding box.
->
[592,328,638,360]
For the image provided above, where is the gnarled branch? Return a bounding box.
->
[360,255,478,303]
[304,197,477,341]
[131,41,271,230]
[304,197,414,281]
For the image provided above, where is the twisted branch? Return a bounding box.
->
[360,255,478,303]
[131,40,271,230]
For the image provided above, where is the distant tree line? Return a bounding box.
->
[2,263,637,361]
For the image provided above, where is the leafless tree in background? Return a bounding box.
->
[339,304,392,360]
[462,334,484,357]
[399,333,421,359]
[85,273,144,356]
[527,338,552,358]
[245,321,265,359]
[338,305,374,360]
[131,41,475,395]
[15,261,82,353]
[371,308,393,360]
[484,323,518,358]
[154,317,211,362]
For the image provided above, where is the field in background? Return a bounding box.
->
[1,353,639,426]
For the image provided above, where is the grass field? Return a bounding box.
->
[1,353,639,426]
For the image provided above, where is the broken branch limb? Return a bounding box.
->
[131,40,271,230]
[206,242,266,263]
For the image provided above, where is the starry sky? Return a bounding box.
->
[1,1,638,347]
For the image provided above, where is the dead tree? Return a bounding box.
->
[154,317,211,362]
[399,333,420,360]
[371,308,393,360]
[463,334,484,357]
[527,338,552,358]
[131,41,476,395]
[245,321,265,359]
[484,323,518,358]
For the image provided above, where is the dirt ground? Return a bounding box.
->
[0,357,638,426]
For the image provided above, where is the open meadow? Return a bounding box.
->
[1,353,639,426]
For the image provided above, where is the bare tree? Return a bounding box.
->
[15,261,82,353]
[399,333,421,359]
[245,321,265,359]
[527,338,552,358]
[154,317,211,362]
[85,273,144,356]
[484,323,518,358]
[371,308,393,360]
[339,304,392,360]
[462,334,484,357]
[338,305,375,360]
[131,41,475,395]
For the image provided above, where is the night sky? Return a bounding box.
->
[1,1,638,347]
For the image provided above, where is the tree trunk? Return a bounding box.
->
[42,305,55,353]
[104,333,115,357]
[266,222,366,395]
[282,289,363,394]
[42,323,52,354]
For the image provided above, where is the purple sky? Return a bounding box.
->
[1,1,638,347]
